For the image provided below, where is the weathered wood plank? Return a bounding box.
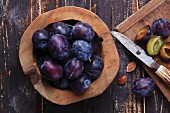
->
[111,0,144,112]
[0,0,42,113]
[145,88,170,113]
[116,0,165,33]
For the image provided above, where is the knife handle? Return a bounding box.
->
[155,65,170,87]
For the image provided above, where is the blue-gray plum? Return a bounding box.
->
[72,40,93,61]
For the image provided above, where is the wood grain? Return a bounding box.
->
[0,0,42,113]
[1,0,170,113]
[116,0,166,33]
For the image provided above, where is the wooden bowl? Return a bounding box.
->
[19,6,119,105]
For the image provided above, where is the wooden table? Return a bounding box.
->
[0,0,170,113]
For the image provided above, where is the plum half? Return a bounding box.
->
[160,42,170,61]
[135,25,152,44]
[53,77,70,89]
[147,36,164,56]
[50,22,72,41]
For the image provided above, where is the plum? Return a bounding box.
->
[133,77,155,97]
[32,30,49,50]
[71,74,91,93]
[90,35,102,56]
[84,55,103,79]
[53,77,70,89]
[160,42,170,61]
[48,34,70,60]
[152,18,170,38]
[146,36,164,56]
[72,22,95,42]
[64,58,84,80]
[40,59,63,81]
[50,22,72,41]
[72,40,93,61]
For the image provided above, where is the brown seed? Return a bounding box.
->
[126,61,136,72]
[118,75,127,85]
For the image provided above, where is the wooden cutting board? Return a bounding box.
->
[116,0,170,102]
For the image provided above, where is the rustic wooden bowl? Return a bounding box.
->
[19,6,119,105]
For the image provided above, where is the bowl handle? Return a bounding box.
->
[24,63,41,85]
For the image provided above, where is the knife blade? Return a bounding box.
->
[111,31,170,87]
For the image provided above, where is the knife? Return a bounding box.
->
[111,31,170,87]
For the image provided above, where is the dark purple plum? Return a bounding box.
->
[32,30,49,50]
[50,22,72,41]
[90,35,102,56]
[133,77,155,97]
[48,34,70,60]
[71,74,91,93]
[64,58,84,80]
[72,40,93,61]
[53,77,70,89]
[84,55,103,79]
[152,18,170,38]
[72,22,95,42]
[40,59,63,81]
[37,55,52,68]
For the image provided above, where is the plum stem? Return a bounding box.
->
[68,24,74,28]
[88,57,91,62]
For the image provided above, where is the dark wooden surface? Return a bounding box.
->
[0,0,170,113]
